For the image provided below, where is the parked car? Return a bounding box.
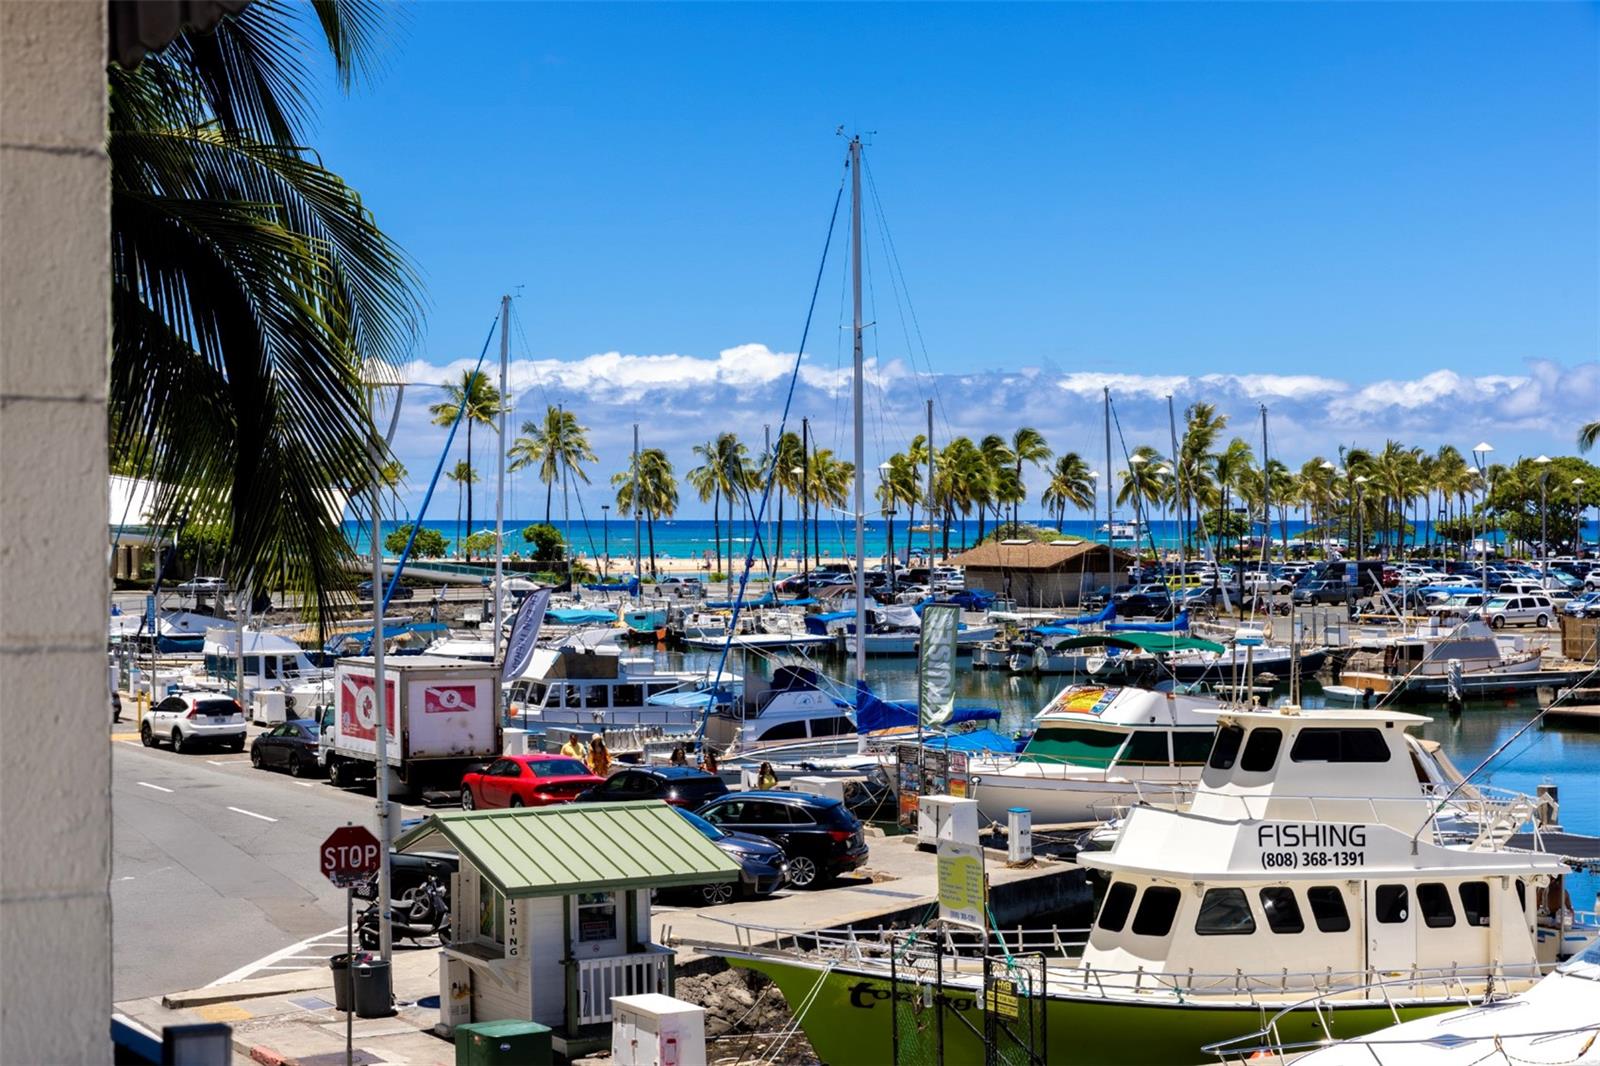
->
[357,580,414,600]
[1176,585,1224,608]
[175,575,228,595]
[1243,572,1293,595]
[1292,580,1349,606]
[664,809,788,905]
[460,754,603,810]
[695,791,869,889]
[140,691,246,753]
[573,765,730,808]
[1562,590,1600,617]
[1118,589,1175,618]
[250,719,322,777]
[1481,594,1555,629]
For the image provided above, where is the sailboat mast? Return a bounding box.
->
[493,294,509,649]
[926,398,935,563]
[1103,386,1113,556]
[632,423,642,589]
[850,135,867,683]
[1168,395,1182,576]
[1260,403,1269,568]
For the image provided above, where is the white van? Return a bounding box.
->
[1481,593,1555,629]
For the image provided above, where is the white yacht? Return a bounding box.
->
[840,602,999,657]
[502,644,740,733]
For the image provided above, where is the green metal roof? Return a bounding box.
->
[392,801,740,898]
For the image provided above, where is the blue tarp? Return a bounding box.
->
[853,681,1001,734]
[646,687,740,708]
[583,577,640,595]
[921,728,1022,754]
[1028,624,1080,637]
[547,608,618,625]
[1107,610,1189,633]
[804,609,856,636]
[1054,602,1116,625]
[707,590,777,609]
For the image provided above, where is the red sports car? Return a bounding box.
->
[460,754,603,810]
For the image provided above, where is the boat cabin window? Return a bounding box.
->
[1195,888,1256,936]
[614,684,642,707]
[1119,730,1170,766]
[1259,887,1305,934]
[1024,726,1126,768]
[1516,879,1527,913]
[1290,728,1390,764]
[1172,731,1215,766]
[810,716,855,738]
[1458,882,1490,928]
[1240,728,1283,773]
[1374,884,1410,924]
[1307,886,1351,932]
[1208,725,1245,770]
[1130,886,1181,937]
[1417,883,1456,928]
[756,720,807,743]
[1097,882,1136,932]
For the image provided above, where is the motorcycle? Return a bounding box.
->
[358,874,451,950]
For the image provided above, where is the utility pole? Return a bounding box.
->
[926,399,935,564]
[1167,395,1182,576]
[1103,387,1113,568]
[368,395,392,963]
[632,423,642,588]
[849,135,867,684]
[800,417,810,580]
[493,294,509,650]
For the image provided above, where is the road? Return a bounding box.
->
[111,731,433,1000]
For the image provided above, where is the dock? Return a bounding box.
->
[1543,703,1600,729]
[1337,668,1587,702]
[657,832,1089,972]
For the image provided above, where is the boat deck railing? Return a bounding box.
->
[685,917,1546,1008]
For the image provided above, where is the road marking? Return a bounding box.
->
[117,740,142,747]
[137,781,174,793]
[208,924,347,985]
[295,781,316,788]
[206,759,249,766]
[227,806,277,823]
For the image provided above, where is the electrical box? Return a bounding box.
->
[454,1020,552,1066]
[251,689,287,726]
[611,993,707,1066]
[789,775,847,802]
[502,727,530,756]
[917,795,979,848]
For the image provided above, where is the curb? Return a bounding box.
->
[247,1045,293,1066]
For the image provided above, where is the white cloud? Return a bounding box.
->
[378,345,1600,518]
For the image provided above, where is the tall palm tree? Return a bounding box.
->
[1009,427,1051,528]
[507,404,597,524]
[1042,453,1096,529]
[1211,438,1255,561]
[1178,404,1229,562]
[1581,422,1600,453]
[445,460,476,558]
[428,370,503,561]
[770,432,805,571]
[109,1,421,620]
[611,448,677,579]
[1116,446,1168,530]
[807,449,855,561]
[976,435,1012,543]
[686,440,723,575]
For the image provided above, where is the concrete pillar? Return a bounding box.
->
[0,2,112,1062]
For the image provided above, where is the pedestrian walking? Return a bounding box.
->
[669,745,688,766]
[588,735,612,778]
[699,746,719,775]
[756,761,777,790]
[560,733,586,761]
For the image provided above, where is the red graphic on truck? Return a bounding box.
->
[421,683,477,715]
[339,672,397,741]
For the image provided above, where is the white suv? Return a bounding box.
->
[1481,594,1555,630]
[140,691,247,753]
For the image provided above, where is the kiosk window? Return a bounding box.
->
[1131,886,1181,937]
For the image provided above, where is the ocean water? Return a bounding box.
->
[345,516,1466,566]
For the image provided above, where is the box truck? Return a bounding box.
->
[322,655,502,793]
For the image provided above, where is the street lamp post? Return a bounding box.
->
[1354,476,1369,561]
[1473,442,1493,593]
[1319,460,1337,560]
[1573,477,1587,561]
[1535,455,1553,575]
[877,462,895,592]
[792,465,806,578]
[601,504,610,578]
[1155,464,1172,571]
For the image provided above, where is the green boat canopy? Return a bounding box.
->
[1051,632,1225,654]
[393,801,740,899]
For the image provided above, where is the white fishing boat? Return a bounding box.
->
[840,602,998,657]
[502,644,740,732]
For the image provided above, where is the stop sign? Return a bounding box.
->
[320,825,382,888]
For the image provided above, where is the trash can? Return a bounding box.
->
[454,1020,553,1066]
[329,953,356,1013]
[351,957,393,1018]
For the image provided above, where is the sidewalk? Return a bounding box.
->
[116,948,453,1066]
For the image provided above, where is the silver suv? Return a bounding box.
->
[140,691,247,753]
[1481,594,1555,629]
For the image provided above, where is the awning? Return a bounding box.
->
[1050,632,1225,654]
[393,803,740,898]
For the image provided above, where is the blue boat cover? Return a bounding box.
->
[1106,610,1189,633]
[547,608,617,625]
[803,609,855,636]
[646,687,739,708]
[922,728,1021,754]
[1028,624,1080,636]
[583,577,641,595]
[1054,602,1116,625]
[853,681,1001,733]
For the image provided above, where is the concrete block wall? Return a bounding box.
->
[0,2,113,1061]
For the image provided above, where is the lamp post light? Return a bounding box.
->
[1319,460,1337,560]
[1472,442,1494,592]
[1573,477,1587,561]
[877,461,896,591]
[1535,455,1553,575]
[1155,464,1173,570]
[1353,476,1370,562]
[601,504,610,577]
[791,465,807,577]
[1128,453,1148,566]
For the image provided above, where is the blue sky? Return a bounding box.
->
[304,2,1599,517]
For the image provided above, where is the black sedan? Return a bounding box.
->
[249,719,322,777]
[573,766,730,808]
[696,791,869,889]
[358,580,415,600]
[1118,590,1174,618]
[667,809,787,905]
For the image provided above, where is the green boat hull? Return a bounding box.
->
[732,956,1458,1066]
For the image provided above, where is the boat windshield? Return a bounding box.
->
[1021,725,1126,767]
[1557,936,1600,981]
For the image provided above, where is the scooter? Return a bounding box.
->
[358,874,451,949]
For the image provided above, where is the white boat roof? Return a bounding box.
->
[1034,685,1226,728]
[202,626,306,655]
[1201,704,1432,728]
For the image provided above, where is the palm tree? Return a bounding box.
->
[770,432,805,572]
[445,461,477,558]
[378,460,407,520]
[507,404,597,524]
[1042,453,1097,528]
[1581,422,1600,453]
[976,435,1012,543]
[1116,446,1168,532]
[1009,427,1051,528]
[1178,404,1229,562]
[875,453,922,570]
[109,1,421,620]
[611,448,677,579]
[428,369,503,561]
[686,441,723,575]
[807,449,855,561]
[1211,438,1255,562]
